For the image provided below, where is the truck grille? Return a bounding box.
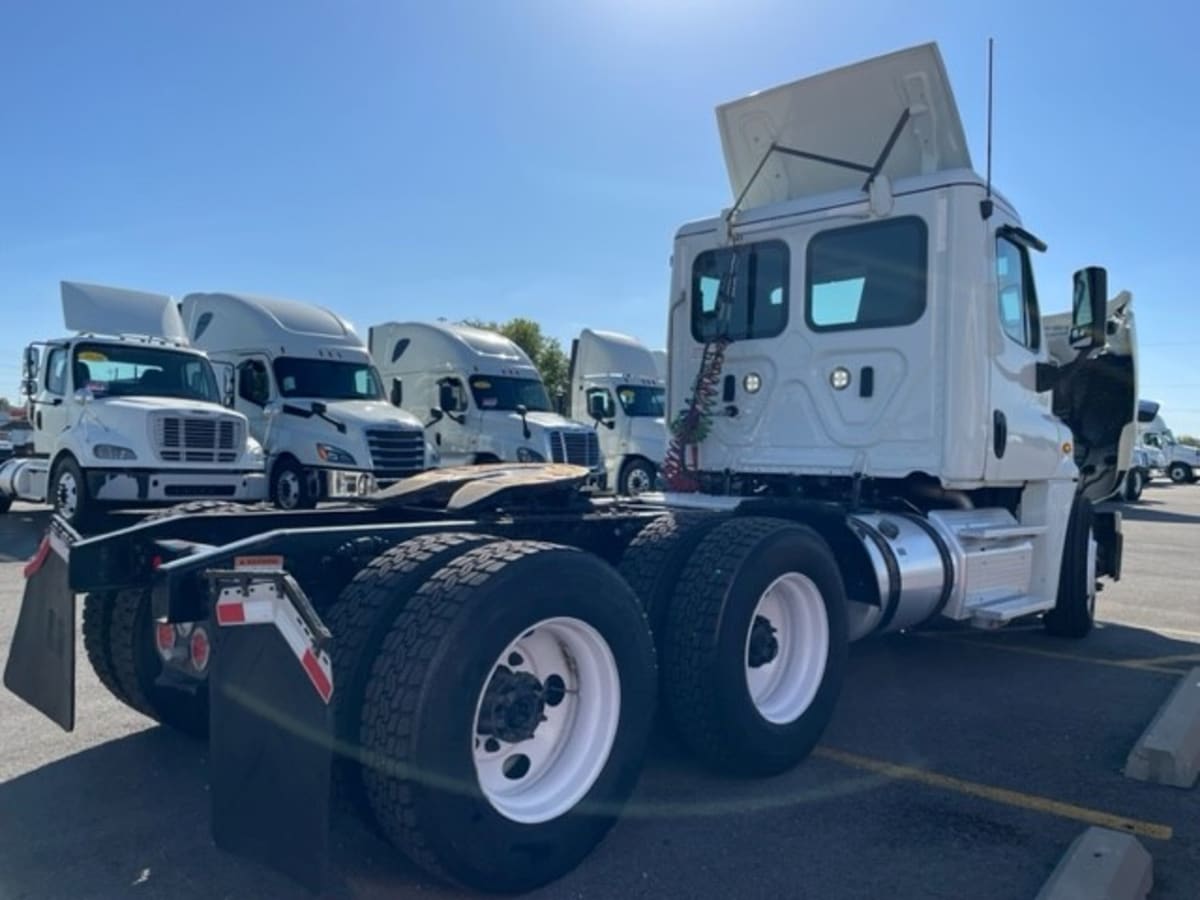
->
[366,428,425,481]
[548,430,601,468]
[154,415,242,464]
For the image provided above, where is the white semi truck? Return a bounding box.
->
[0,283,266,527]
[5,44,1137,894]
[180,292,434,508]
[1138,400,1199,484]
[568,328,667,494]
[369,320,606,484]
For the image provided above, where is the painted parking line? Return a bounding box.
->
[814,746,1174,842]
[912,632,1183,676]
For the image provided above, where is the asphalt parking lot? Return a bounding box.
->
[2,484,1199,899]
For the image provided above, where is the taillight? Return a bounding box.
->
[189,627,211,673]
[155,623,177,656]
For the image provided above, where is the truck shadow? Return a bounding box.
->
[1,619,1197,900]
[1115,503,1200,525]
[0,505,49,562]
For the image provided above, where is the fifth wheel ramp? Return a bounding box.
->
[1125,666,1200,788]
[1035,827,1152,900]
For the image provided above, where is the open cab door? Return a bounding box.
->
[1043,270,1137,503]
[61,281,186,343]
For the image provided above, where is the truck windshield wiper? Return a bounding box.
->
[280,402,347,434]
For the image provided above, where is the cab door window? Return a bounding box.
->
[45,348,67,395]
[996,236,1042,351]
[237,359,270,406]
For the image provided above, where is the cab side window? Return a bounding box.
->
[996,236,1041,351]
[237,359,270,407]
[45,348,67,395]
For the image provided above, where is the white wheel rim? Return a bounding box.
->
[57,471,78,517]
[744,572,829,725]
[472,616,620,824]
[277,470,300,508]
[1086,527,1098,611]
[626,467,652,495]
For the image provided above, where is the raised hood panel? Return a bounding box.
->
[717,43,971,209]
[62,281,186,343]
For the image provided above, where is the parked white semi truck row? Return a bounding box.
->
[1137,399,1199,484]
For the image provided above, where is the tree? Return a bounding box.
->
[0,397,10,413]
[1179,434,1200,448]
[462,317,570,403]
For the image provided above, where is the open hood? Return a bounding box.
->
[62,281,186,344]
[717,42,972,210]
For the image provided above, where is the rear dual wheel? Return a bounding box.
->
[340,539,656,893]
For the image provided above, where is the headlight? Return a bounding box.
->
[516,446,545,463]
[425,440,440,467]
[245,437,265,460]
[93,443,137,460]
[316,443,357,465]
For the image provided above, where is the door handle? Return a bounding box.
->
[859,366,875,398]
[993,410,1008,459]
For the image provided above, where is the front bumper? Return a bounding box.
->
[86,468,268,504]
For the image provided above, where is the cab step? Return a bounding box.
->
[968,594,1049,629]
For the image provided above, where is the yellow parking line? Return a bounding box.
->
[1120,653,1200,668]
[814,746,1174,841]
[914,632,1181,676]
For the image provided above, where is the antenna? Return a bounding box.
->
[981,38,995,220]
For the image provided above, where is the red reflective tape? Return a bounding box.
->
[301,649,333,704]
[216,602,245,625]
[23,538,50,579]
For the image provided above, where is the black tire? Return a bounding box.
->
[1168,462,1193,485]
[1044,497,1097,638]
[49,454,95,530]
[662,516,848,775]
[148,499,271,518]
[1124,468,1145,502]
[271,456,317,510]
[324,532,499,820]
[617,458,656,496]
[359,540,657,893]
[617,511,727,638]
[0,495,12,513]
[84,589,209,737]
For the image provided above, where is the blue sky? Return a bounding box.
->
[3,0,1198,433]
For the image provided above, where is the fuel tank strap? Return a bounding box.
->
[899,512,955,619]
[853,519,902,630]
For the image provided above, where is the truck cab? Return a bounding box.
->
[666,43,1134,634]
[369,321,606,483]
[1139,406,1200,484]
[0,282,266,526]
[182,292,435,509]
[568,328,667,494]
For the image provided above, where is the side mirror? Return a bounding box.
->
[1070,266,1108,350]
[587,393,611,422]
[390,377,403,407]
[22,346,39,378]
[264,400,283,418]
[429,407,444,423]
[20,377,37,397]
[438,383,461,413]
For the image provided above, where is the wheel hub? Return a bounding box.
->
[747,614,780,668]
[477,667,547,743]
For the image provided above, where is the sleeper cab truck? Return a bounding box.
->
[369,320,607,484]
[0,282,266,527]
[568,328,667,495]
[1138,402,1200,484]
[181,292,436,509]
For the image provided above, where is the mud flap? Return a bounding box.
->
[208,569,335,893]
[3,521,78,730]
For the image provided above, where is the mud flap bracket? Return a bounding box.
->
[207,567,334,893]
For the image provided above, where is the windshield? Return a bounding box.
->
[468,375,552,412]
[617,384,665,417]
[272,357,384,400]
[73,343,220,403]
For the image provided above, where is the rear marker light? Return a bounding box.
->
[155,623,177,655]
[189,628,211,672]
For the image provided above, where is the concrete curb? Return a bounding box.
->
[1035,827,1152,900]
[1125,665,1200,788]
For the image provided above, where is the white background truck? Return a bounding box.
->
[181,291,433,509]
[568,328,666,494]
[4,43,1138,896]
[0,282,266,527]
[369,320,606,482]
[1138,401,1199,484]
